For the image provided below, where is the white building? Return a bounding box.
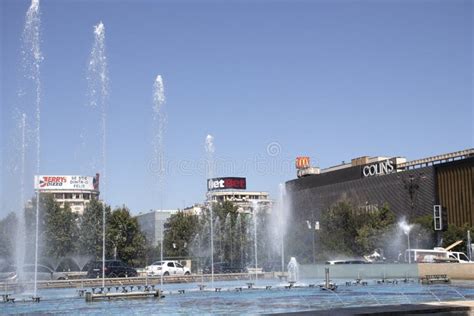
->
[135,209,178,247]
[206,190,271,213]
[34,174,100,215]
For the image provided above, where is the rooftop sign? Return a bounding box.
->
[34,175,99,191]
[207,177,246,191]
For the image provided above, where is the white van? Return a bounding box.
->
[405,248,472,263]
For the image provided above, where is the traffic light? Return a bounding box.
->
[433,205,448,231]
[433,205,442,231]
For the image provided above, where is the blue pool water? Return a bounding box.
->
[2,279,474,315]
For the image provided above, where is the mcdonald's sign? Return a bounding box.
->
[296,157,310,169]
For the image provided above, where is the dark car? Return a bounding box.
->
[86,260,137,278]
[203,262,243,274]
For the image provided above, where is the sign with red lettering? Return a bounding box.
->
[207,177,246,191]
[34,175,97,191]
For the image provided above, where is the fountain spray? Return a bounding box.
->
[152,75,166,289]
[251,200,259,283]
[205,135,215,287]
[88,21,109,289]
[22,0,43,299]
[398,218,413,263]
[14,114,27,283]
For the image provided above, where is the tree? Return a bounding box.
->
[411,214,436,249]
[163,211,199,259]
[354,204,396,255]
[0,213,17,262]
[42,194,79,259]
[320,202,359,256]
[77,199,111,260]
[442,223,473,253]
[319,201,396,260]
[107,206,146,267]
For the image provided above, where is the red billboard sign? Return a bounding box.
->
[207,177,246,191]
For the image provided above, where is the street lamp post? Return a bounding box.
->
[306,220,319,264]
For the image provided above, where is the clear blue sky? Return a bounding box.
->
[1,0,472,218]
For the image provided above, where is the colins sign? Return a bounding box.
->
[207,177,246,191]
[362,159,395,177]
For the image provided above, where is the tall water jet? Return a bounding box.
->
[205,134,215,286]
[152,75,166,288]
[22,0,43,298]
[277,183,288,272]
[251,200,259,282]
[214,217,221,261]
[87,21,109,289]
[236,213,243,267]
[224,213,232,265]
[14,114,27,283]
[398,218,414,263]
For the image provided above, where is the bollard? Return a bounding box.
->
[325,268,330,289]
[85,292,92,302]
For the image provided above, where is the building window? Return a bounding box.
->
[83,193,90,200]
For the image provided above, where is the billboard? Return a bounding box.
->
[34,175,98,191]
[207,177,246,191]
[296,157,311,169]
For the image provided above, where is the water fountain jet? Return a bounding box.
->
[205,135,215,287]
[87,21,109,289]
[21,0,43,299]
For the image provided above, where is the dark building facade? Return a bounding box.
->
[436,158,473,227]
[284,149,473,262]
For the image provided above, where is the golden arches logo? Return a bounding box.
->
[296,157,310,169]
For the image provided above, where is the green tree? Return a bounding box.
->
[319,202,396,259]
[411,214,436,249]
[354,204,396,254]
[0,213,17,262]
[442,223,473,253]
[77,199,111,260]
[107,206,146,267]
[320,202,358,256]
[42,195,79,259]
[163,211,199,258]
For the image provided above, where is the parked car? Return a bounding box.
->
[203,262,243,274]
[86,260,137,278]
[0,264,68,281]
[145,260,191,276]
